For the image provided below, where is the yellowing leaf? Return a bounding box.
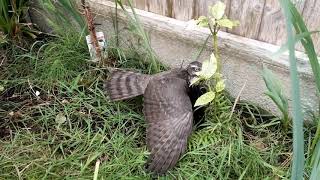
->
[217,19,239,29]
[55,112,66,124]
[190,76,201,86]
[196,16,209,27]
[214,73,223,80]
[196,53,217,79]
[194,91,215,107]
[215,79,226,92]
[0,85,4,92]
[210,1,226,20]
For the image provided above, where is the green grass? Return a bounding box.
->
[0,30,298,179]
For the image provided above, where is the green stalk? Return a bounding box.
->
[213,32,220,74]
[115,0,119,47]
[209,23,221,76]
[311,118,320,152]
[280,0,304,179]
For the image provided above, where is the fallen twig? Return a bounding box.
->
[229,80,247,120]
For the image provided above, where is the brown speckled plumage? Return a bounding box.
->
[105,61,202,174]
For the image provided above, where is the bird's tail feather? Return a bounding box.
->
[104,70,151,101]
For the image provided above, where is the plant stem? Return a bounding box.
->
[115,0,119,47]
[213,32,220,74]
[209,24,221,76]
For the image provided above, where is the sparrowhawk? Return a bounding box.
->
[105,61,203,174]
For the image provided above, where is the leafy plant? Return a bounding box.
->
[0,0,39,41]
[192,1,239,107]
[262,66,290,131]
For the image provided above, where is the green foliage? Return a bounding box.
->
[192,53,218,84]
[215,79,225,93]
[0,33,7,44]
[287,2,320,96]
[116,0,160,73]
[262,66,290,130]
[276,0,320,179]
[275,0,320,179]
[310,140,320,180]
[266,1,320,178]
[32,33,89,89]
[0,68,292,179]
[39,0,87,34]
[193,1,239,107]
[1,31,89,91]
[195,1,239,31]
[0,0,39,41]
[194,91,215,107]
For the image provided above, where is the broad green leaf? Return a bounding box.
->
[210,1,226,20]
[194,91,215,107]
[196,16,209,27]
[196,53,217,79]
[55,112,67,124]
[215,79,225,92]
[217,19,239,29]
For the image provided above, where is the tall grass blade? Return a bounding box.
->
[310,140,320,180]
[40,0,87,34]
[272,31,320,58]
[279,0,304,179]
[116,0,160,73]
[286,2,320,95]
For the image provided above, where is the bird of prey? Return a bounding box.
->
[105,61,202,174]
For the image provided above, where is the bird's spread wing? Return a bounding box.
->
[143,77,193,174]
[105,69,151,101]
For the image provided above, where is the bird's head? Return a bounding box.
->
[186,61,202,85]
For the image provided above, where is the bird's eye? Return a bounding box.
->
[194,67,201,71]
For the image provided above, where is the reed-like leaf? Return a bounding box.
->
[287,2,320,96]
[272,31,320,59]
[279,0,304,179]
[262,66,289,129]
[310,140,320,180]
